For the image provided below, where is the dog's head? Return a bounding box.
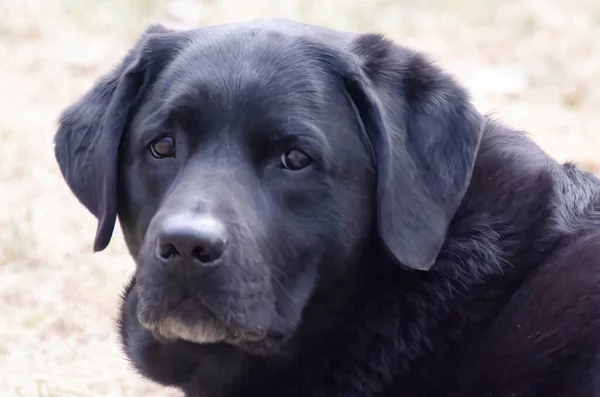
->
[54,19,482,355]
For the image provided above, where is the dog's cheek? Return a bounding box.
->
[118,152,176,257]
[274,263,318,328]
[117,201,149,259]
[340,192,375,248]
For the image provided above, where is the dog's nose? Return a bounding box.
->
[156,215,227,266]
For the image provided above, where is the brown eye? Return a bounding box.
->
[150,137,176,159]
[280,149,312,171]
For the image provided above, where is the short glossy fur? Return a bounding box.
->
[54,19,600,397]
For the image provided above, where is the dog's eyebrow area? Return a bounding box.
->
[263,119,331,153]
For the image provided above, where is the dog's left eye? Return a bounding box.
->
[280,150,312,171]
[150,136,176,159]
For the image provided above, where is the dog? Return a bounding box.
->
[53,18,600,397]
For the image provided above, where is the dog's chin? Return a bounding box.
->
[137,297,289,356]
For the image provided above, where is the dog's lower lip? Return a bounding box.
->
[138,290,280,348]
[138,294,219,327]
[151,330,174,344]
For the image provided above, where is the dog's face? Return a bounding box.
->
[117,31,376,352]
[54,19,483,355]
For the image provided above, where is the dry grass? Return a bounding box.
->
[0,0,598,396]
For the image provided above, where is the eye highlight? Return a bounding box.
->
[280,149,312,171]
[150,136,176,159]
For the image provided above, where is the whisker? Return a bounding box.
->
[271,271,299,305]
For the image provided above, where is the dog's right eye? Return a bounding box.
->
[281,149,312,171]
[150,137,176,159]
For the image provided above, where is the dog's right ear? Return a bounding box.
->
[54,24,187,252]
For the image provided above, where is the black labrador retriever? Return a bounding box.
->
[53,19,600,397]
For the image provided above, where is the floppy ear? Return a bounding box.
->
[333,34,483,271]
[54,24,184,252]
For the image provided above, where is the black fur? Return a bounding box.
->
[54,19,600,397]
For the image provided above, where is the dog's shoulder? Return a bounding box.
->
[442,118,600,395]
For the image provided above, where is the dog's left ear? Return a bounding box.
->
[327,33,483,271]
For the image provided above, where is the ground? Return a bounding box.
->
[0,0,599,396]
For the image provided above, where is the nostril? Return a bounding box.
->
[191,239,226,264]
[157,242,179,261]
[191,246,212,263]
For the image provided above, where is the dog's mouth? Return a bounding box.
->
[136,293,288,355]
[137,295,225,343]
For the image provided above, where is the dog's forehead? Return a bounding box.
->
[163,28,327,100]
[136,28,347,136]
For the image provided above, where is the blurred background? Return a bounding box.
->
[0,0,598,396]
